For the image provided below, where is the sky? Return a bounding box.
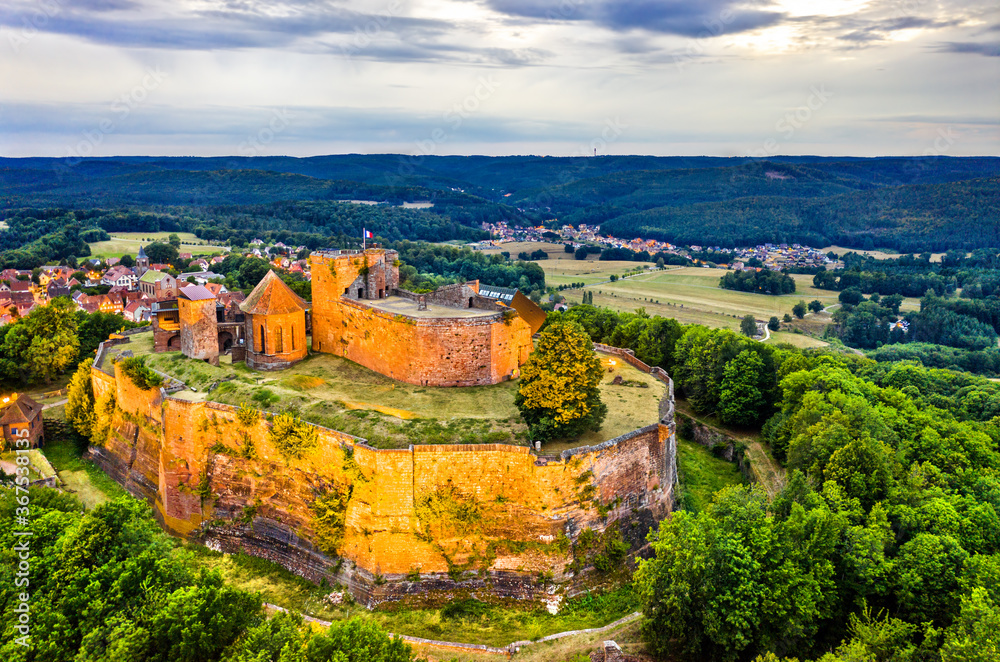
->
[1,0,998,158]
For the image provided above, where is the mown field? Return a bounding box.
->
[541,264,923,348]
[88,231,226,258]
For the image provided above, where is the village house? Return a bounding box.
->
[124,300,151,323]
[101,265,137,289]
[0,394,44,449]
[46,279,71,300]
[138,270,177,299]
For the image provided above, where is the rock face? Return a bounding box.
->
[88,347,678,607]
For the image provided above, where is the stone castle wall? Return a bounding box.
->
[87,341,677,607]
[310,250,533,387]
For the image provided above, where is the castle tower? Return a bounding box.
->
[240,270,309,371]
[178,285,219,365]
[135,245,150,277]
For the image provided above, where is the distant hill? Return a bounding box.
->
[2,154,999,251]
[599,176,1000,251]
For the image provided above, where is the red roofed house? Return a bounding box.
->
[0,394,44,449]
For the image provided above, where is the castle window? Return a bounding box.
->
[291,325,296,351]
[276,326,283,354]
[357,288,363,298]
[259,324,265,354]
[344,287,349,295]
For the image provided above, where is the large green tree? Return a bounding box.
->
[515,320,606,442]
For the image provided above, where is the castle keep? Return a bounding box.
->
[310,249,543,387]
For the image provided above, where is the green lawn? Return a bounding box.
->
[88,232,226,259]
[120,333,663,450]
[676,438,745,512]
[41,406,128,509]
[184,543,637,648]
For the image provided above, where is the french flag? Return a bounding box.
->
[364,229,374,239]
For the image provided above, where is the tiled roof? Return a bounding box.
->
[240,270,308,316]
[0,395,42,426]
[178,285,217,301]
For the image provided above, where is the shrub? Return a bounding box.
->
[268,413,318,460]
[118,356,163,390]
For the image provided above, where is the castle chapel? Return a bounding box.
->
[152,249,544,385]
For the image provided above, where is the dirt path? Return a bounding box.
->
[263,603,641,659]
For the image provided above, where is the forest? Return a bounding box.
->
[3,155,999,257]
[548,305,1000,661]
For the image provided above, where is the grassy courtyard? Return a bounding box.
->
[118,332,665,450]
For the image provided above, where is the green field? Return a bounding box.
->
[118,332,664,450]
[88,231,226,259]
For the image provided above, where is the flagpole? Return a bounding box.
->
[363,228,366,252]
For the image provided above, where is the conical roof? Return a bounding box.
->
[137,245,148,259]
[239,270,309,316]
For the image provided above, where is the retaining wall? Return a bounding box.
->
[87,337,677,607]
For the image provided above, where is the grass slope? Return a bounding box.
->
[676,438,745,512]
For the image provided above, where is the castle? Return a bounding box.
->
[153,248,544,385]
[310,248,544,386]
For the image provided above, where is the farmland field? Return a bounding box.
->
[88,231,226,258]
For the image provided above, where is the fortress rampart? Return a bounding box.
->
[87,338,677,607]
[309,249,537,387]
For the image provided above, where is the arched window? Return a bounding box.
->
[259,323,266,354]
[276,326,283,354]
[291,325,296,351]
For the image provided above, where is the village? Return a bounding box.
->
[476,220,838,271]
[0,239,312,326]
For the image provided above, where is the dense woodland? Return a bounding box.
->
[2,155,1000,660]
[3,155,999,255]
[550,305,1000,661]
[719,269,796,295]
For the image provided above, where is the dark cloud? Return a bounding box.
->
[483,0,785,37]
[0,0,449,51]
[935,41,1000,56]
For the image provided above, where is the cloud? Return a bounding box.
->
[0,0,450,52]
[483,0,785,37]
[935,41,1000,56]
[837,16,962,44]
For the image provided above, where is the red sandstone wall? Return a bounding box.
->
[313,298,533,387]
[245,310,308,370]
[88,342,676,606]
[311,251,533,386]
